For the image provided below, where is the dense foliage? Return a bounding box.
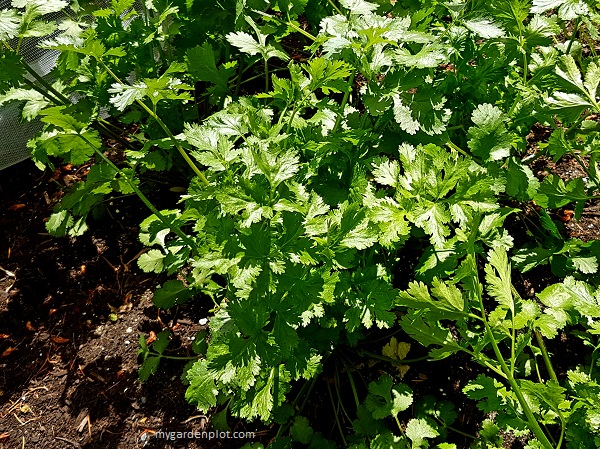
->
[2,0,600,447]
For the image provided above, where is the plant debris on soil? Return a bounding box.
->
[1,144,599,449]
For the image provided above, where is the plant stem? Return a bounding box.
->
[273,364,280,414]
[285,18,317,41]
[326,375,347,446]
[341,358,360,408]
[534,329,558,383]
[149,353,198,360]
[474,272,554,449]
[99,60,210,186]
[264,58,269,92]
[21,77,64,106]
[332,71,355,133]
[22,62,71,105]
[565,18,580,55]
[77,133,199,252]
[327,0,343,15]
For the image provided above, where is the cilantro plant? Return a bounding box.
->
[3,0,600,447]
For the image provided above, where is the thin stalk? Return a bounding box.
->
[445,425,477,440]
[332,71,355,133]
[510,311,516,378]
[94,121,138,152]
[341,359,360,409]
[333,365,353,423]
[21,61,140,154]
[99,60,209,186]
[565,18,581,55]
[234,58,244,96]
[238,67,288,87]
[446,141,479,162]
[149,353,198,360]
[21,77,64,106]
[432,416,477,440]
[534,329,558,383]
[572,152,600,193]
[77,133,199,252]
[22,62,71,106]
[273,365,280,414]
[326,0,343,15]
[555,411,566,449]
[264,58,269,92]
[285,19,317,41]
[357,350,433,365]
[474,272,554,449]
[326,376,347,446]
[589,345,599,377]
[532,349,544,383]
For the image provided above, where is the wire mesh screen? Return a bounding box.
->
[0,0,133,170]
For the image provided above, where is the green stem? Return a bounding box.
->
[333,365,353,423]
[589,344,599,377]
[272,365,280,414]
[264,58,269,92]
[150,353,198,360]
[21,60,140,154]
[99,60,210,186]
[77,133,199,252]
[343,361,360,409]
[327,0,344,15]
[22,62,71,105]
[475,276,554,449]
[326,376,347,446]
[565,18,580,55]
[357,350,431,365]
[571,152,600,193]
[332,71,355,133]
[21,77,64,106]
[285,18,317,41]
[446,140,480,163]
[534,329,558,383]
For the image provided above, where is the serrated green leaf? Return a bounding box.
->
[138,249,166,273]
[152,330,171,354]
[405,418,439,447]
[108,81,147,111]
[365,375,413,419]
[0,10,20,41]
[392,88,450,136]
[464,18,505,38]
[185,43,234,94]
[339,0,379,14]
[485,248,514,312]
[138,356,161,381]
[463,374,504,413]
[506,157,539,200]
[46,210,73,236]
[290,416,313,444]
[153,280,194,309]
[571,256,598,274]
[371,159,400,187]
[467,104,513,162]
[186,360,219,411]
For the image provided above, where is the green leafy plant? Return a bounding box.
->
[3,0,600,447]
